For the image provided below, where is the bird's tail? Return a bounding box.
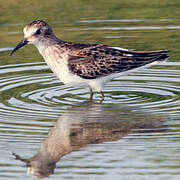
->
[131,50,169,61]
[126,50,169,67]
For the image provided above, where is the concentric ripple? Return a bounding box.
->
[1,16,180,180]
[0,61,180,120]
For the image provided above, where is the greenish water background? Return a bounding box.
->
[1,0,180,64]
[1,1,180,179]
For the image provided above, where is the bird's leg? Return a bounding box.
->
[100,91,105,102]
[89,87,94,101]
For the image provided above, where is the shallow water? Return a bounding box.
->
[1,17,180,180]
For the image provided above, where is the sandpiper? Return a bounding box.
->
[10,20,169,101]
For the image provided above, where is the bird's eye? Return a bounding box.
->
[35,29,41,35]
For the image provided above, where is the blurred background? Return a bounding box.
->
[1,0,180,64]
[1,0,180,179]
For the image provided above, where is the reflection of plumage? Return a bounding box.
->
[12,103,167,178]
[10,20,169,101]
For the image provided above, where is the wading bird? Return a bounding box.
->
[10,20,169,101]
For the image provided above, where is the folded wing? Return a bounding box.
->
[68,45,169,79]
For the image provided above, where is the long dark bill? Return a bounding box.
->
[9,38,28,56]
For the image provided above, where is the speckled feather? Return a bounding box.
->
[66,43,168,79]
[10,20,169,101]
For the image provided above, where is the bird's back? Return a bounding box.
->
[66,43,168,79]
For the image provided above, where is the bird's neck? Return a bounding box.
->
[35,36,67,60]
[35,35,58,52]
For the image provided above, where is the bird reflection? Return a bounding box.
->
[13,102,167,178]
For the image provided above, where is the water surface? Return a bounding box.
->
[1,13,180,180]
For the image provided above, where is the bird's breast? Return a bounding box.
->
[39,47,81,85]
[37,45,90,87]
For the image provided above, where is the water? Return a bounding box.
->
[1,17,180,179]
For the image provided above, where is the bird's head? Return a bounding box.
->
[9,20,53,55]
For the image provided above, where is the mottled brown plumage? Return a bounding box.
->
[10,20,169,101]
[67,44,168,79]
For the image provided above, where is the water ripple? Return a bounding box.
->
[70,26,180,31]
[0,62,179,121]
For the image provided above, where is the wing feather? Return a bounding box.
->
[67,45,168,79]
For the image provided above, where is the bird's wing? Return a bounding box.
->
[68,44,168,79]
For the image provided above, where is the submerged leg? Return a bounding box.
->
[89,87,94,101]
[100,91,105,102]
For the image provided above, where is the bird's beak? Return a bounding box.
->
[9,38,28,56]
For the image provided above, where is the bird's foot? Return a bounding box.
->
[100,91,105,103]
